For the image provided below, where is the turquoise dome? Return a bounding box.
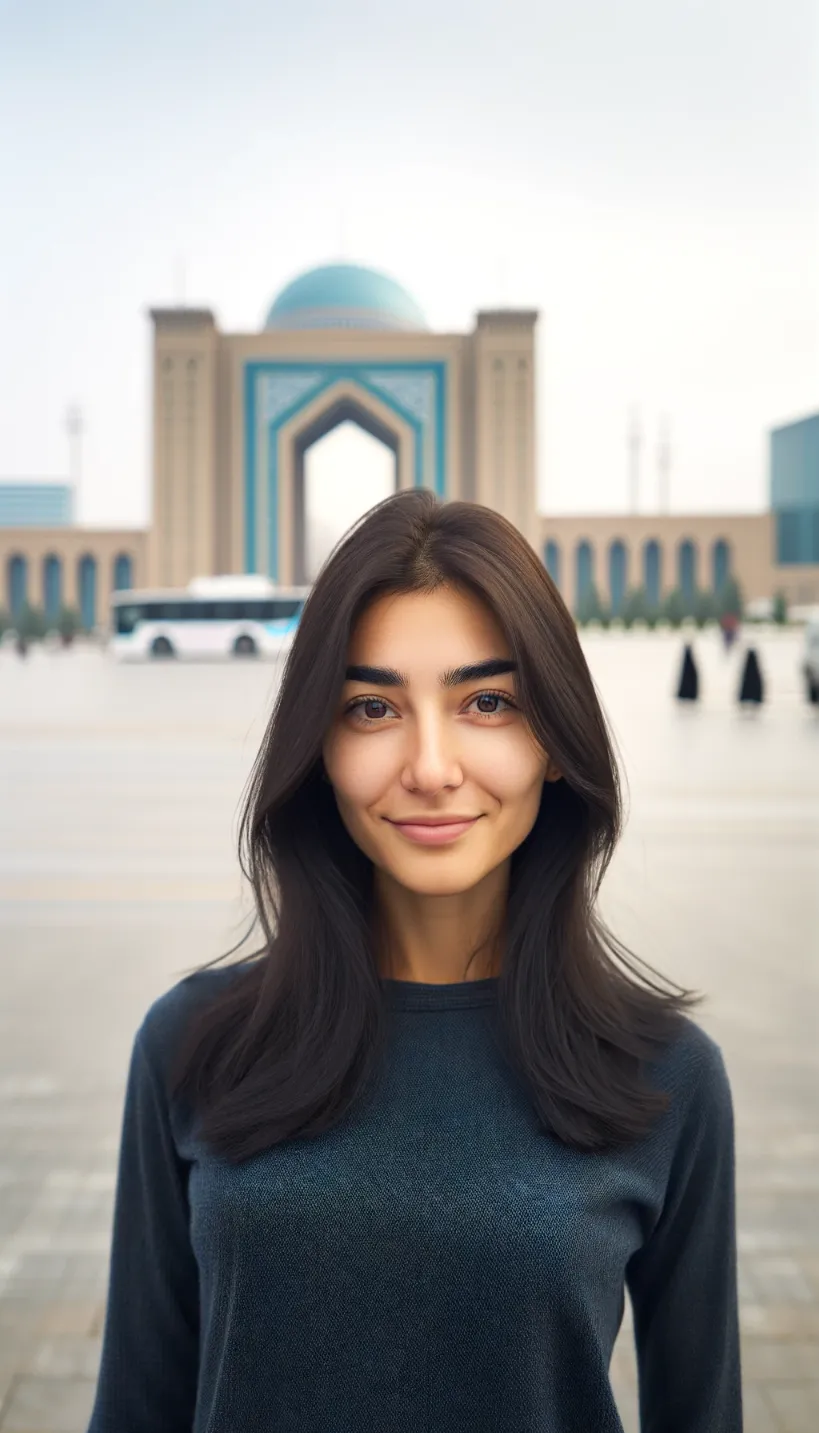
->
[264,263,427,332]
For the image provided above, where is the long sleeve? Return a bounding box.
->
[86,1028,200,1433]
[625,1038,743,1433]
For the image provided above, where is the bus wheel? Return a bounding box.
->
[151,636,175,659]
[234,635,257,658]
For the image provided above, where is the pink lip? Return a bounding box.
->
[387,818,480,846]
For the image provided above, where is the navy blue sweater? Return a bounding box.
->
[87,965,742,1432]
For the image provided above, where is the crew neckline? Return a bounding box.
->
[379,975,499,1011]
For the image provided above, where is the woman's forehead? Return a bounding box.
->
[348,586,509,660]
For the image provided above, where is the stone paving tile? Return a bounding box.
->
[740,1302,819,1340]
[0,1376,94,1432]
[763,1383,819,1433]
[741,1385,782,1433]
[18,1342,99,1382]
[33,1307,98,1341]
[742,1340,819,1382]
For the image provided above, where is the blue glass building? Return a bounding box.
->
[0,484,73,527]
[770,413,819,565]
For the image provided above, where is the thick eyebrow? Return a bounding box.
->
[344,658,518,689]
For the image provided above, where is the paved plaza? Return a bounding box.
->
[0,627,817,1431]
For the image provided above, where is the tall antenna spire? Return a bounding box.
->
[657,414,671,514]
[175,255,187,308]
[66,404,83,524]
[627,406,641,514]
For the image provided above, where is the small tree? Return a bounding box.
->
[0,607,9,640]
[661,588,686,628]
[15,604,47,642]
[715,574,744,622]
[621,587,649,629]
[56,605,82,646]
[576,582,604,626]
[772,589,788,625]
[693,587,716,629]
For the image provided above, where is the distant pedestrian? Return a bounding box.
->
[738,647,764,705]
[14,634,28,659]
[676,643,699,702]
[719,613,739,653]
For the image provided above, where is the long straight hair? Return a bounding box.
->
[169,490,702,1162]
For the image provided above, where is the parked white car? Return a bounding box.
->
[803,613,819,704]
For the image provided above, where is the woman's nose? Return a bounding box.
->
[401,715,463,793]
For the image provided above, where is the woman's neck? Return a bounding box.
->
[374,863,508,984]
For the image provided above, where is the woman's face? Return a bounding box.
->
[322,585,561,898]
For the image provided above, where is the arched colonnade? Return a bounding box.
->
[543,536,732,614]
[4,551,134,630]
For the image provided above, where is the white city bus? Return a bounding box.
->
[109,576,310,662]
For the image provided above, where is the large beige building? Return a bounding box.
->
[2,263,817,627]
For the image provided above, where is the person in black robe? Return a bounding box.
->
[676,643,699,701]
[738,647,764,705]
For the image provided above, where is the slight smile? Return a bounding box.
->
[385,816,482,846]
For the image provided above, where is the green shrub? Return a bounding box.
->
[772,590,788,625]
[15,604,47,641]
[57,605,82,645]
[661,588,686,628]
[693,588,717,628]
[715,574,744,621]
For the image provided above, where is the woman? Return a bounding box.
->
[87,491,742,1432]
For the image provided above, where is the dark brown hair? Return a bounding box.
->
[169,489,702,1162]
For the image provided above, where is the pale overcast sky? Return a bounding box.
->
[1,0,816,537]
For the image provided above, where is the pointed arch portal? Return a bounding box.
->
[243,360,447,583]
[293,396,400,586]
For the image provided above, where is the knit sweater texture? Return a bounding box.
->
[86,963,743,1432]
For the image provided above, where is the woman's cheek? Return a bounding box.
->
[330,733,399,806]
[468,731,546,795]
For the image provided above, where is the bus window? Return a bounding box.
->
[115,604,144,635]
[269,599,303,620]
[213,601,244,620]
[144,602,188,621]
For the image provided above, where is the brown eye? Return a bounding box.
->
[469,690,516,716]
[345,695,396,725]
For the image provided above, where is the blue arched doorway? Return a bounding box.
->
[113,552,133,591]
[7,554,28,618]
[608,540,627,616]
[43,554,62,623]
[575,540,594,613]
[643,540,661,606]
[712,539,730,592]
[77,555,97,631]
[544,540,561,588]
[678,540,697,603]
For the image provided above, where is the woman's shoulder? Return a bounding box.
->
[646,1013,735,1133]
[135,959,255,1068]
[657,1013,729,1084]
